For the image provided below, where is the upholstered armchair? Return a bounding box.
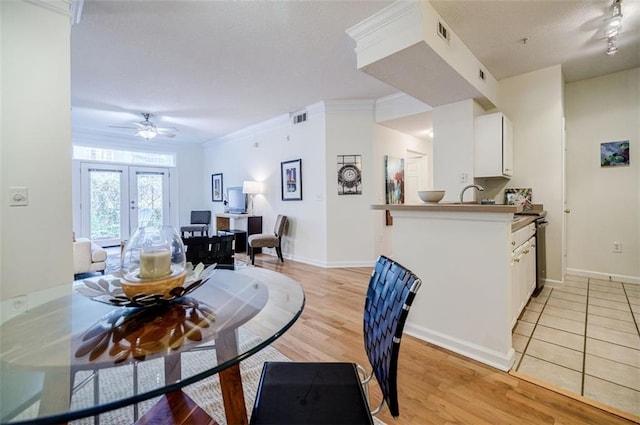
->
[73,238,107,276]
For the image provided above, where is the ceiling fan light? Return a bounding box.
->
[137,128,158,140]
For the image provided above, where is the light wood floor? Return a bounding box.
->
[242,253,637,425]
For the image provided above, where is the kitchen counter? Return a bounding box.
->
[511,215,536,232]
[372,203,518,371]
[372,202,523,214]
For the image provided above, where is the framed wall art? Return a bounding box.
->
[211,173,223,202]
[601,140,629,167]
[505,188,532,210]
[337,154,362,195]
[281,159,302,201]
[384,155,404,204]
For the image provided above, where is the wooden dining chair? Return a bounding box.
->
[249,255,422,424]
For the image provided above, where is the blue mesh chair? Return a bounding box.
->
[250,255,422,424]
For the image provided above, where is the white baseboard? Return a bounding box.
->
[565,268,639,285]
[404,322,513,372]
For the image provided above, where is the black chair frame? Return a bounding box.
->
[249,255,422,424]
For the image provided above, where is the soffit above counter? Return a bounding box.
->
[346,0,497,110]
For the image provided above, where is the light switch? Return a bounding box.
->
[9,187,28,206]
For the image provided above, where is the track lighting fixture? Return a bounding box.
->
[604,0,623,56]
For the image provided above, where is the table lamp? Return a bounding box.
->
[242,180,263,215]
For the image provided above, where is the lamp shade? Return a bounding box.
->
[242,180,263,194]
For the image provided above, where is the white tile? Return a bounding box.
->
[586,338,640,369]
[624,283,640,295]
[547,297,587,313]
[555,285,588,296]
[585,354,640,391]
[589,290,628,303]
[588,304,634,322]
[589,296,630,312]
[587,323,640,350]
[525,339,583,372]
[543,304,586,323]
[513,333,529,353]
[583,375,640,417]
[551,291,587,304]
[512,351,523,370]
[525,301,544,313]
[539,314,585,335]
[589,285,625,295]
[520,309,541,324]
[532,325,584,352]
[588,314,638,334]
[518,355,582,394]
[590,278,623,288]
[564,279,588,289]
[565,275,588,284]
[514,320,535,337]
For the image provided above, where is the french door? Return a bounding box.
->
[80,163,170,247]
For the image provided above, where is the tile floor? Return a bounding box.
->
[512,275,640,417]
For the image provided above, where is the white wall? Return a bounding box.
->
[1,1,73,299]
[325,101,376,266]
[372,125,432,258]
[432,98,480,203]
[565,68,639,283]
[498,65,565,284]
[203,103,328,266]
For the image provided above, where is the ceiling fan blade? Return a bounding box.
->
[108,125,141,130]
[156,129,177,138]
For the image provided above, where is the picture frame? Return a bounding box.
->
[601,140,629,167]
[337,154,362,195]
[504,188,532,210]
[281,159,302,201]
[211,173,223,202]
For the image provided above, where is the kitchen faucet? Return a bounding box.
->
[460,184,485,204]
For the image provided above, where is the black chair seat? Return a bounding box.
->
[250,256,422,424]
[250,362,373,425]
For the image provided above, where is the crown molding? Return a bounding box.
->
[24,0,71,17]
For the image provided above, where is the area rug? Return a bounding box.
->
[67,334,288,425]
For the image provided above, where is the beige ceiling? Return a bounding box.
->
[71,0,639,145]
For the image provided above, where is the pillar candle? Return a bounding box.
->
[139,250,171,279]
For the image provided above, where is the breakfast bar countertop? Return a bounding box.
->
[371,202,524,214]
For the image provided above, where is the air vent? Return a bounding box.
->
[437,21,450,42]
[479,68,486,81]
[292,111,307,125]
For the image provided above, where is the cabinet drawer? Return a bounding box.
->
[511,223,535,249]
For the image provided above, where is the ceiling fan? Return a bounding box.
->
[110,113,178,140]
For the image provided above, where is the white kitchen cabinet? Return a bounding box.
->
[510,224,536,327]
[475,112,513,178]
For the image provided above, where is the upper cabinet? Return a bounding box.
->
[474,112,513,178]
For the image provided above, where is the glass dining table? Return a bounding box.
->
[0,266,305,425]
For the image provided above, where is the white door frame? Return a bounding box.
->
[80,162,170,246]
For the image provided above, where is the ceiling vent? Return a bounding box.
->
[291,111,308,125]
[437,21,450,43]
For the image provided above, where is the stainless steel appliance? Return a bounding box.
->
[516,210,548,296]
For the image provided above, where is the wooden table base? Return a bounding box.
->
[135,391,218,425]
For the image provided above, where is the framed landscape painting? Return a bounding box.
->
[212,173,223,202]
[281,159,302,201]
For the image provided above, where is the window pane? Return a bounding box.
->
[137,173,163,228]
[89,170,121,241]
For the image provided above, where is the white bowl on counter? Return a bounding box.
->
[418,190,445,203]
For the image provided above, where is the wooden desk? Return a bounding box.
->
[215,214,262,253]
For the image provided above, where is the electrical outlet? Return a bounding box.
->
[460,173,468,183]
[612,242,622,253]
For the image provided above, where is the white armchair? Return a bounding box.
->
[73,238,108,275]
